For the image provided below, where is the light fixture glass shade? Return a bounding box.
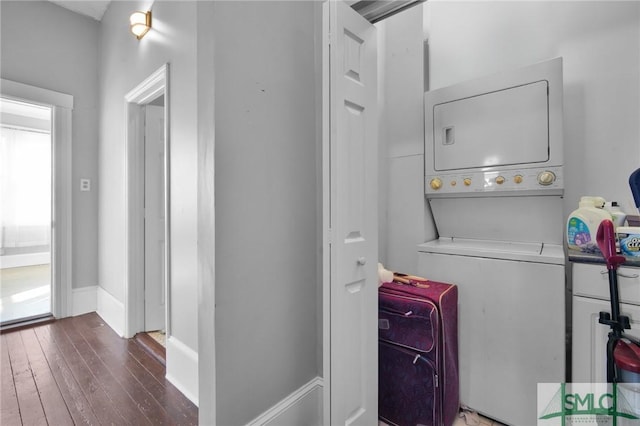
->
[130,11,151,40]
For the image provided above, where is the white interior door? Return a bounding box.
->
[144,104,165,331]
[323,1,378,424]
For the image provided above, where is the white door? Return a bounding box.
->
[323,1,378,424]
[144,104,165,331]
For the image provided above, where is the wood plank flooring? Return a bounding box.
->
[1,313,198,425]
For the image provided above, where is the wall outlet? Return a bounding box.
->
[80,178,91,192]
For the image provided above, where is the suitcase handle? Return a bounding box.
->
[393,272,430,288]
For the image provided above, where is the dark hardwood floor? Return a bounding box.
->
[1,312,198,425]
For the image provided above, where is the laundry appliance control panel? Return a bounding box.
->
[425,166,563,197]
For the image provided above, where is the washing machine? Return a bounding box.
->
[419,57,566,425]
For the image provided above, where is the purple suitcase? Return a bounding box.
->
[379,279,459,426]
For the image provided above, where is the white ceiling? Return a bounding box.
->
[48,0,112,21]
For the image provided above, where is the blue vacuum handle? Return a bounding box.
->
[630,168,640,212]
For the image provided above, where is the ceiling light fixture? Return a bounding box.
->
[130,10,152,40]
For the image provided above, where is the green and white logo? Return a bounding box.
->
[538,383,640,425]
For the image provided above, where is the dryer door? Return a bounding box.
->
[433,80,549,171]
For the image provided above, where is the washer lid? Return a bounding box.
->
[418,237,565,264]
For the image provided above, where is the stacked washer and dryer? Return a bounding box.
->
[418,58,566,425]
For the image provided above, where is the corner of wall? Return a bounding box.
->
[72,285,98,316]
[96,286,125,336]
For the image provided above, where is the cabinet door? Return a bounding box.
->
[572,295,640,383]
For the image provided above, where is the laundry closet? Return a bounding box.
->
[373,1,640,425]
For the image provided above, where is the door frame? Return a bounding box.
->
[0,78,73,319]
[124,64,170,338]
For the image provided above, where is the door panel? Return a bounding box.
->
[573,295,640,383]
[323,2,378,424]
[144,105,165,331]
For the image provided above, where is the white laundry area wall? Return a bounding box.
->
[377,5,434,275]
[380,2,640,274]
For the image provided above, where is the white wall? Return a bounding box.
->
[0,1,99,290]
[211,2,321,424]
[424,0,640,219]
[381,1,640,274]
[196,0,217,422]
[377,5,436,275]
[98,0,198,399]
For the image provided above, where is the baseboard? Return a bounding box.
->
[247,377,324,426]
[72,285,97,316]
[166,335,199,406]
[96,287,125,337]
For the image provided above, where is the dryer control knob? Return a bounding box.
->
[538,171,556,186]
[430,178,443,190]
[463,178,472,186]
[514,174,523,184]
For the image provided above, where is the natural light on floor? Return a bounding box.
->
[0,265,51,323]
[0,262,52,325]
[6,284,50,304]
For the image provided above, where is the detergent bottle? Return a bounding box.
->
[567,196,612,251]
[604,201,627,228]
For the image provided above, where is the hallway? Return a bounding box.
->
[1,313,197,425]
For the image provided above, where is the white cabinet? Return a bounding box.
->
[572,263,640,383]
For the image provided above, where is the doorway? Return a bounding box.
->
[143,97,166,341]
[0,98,52,325]
[124,64,170,341]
